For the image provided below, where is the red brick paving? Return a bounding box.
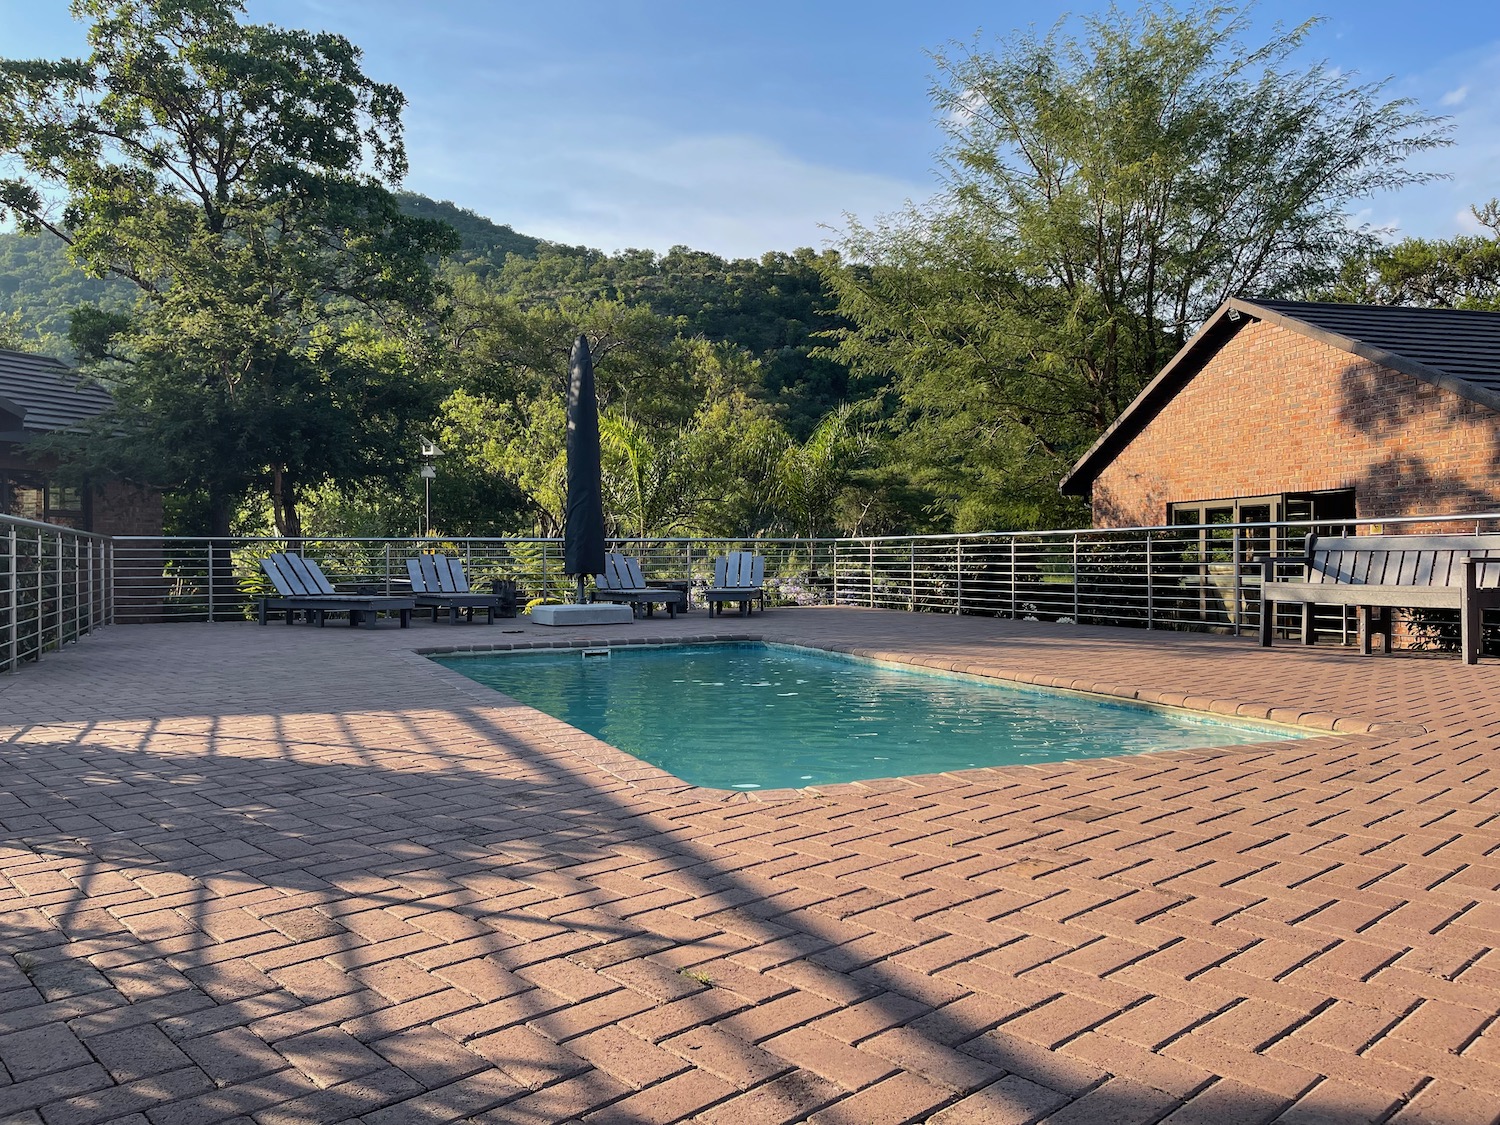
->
[2,608,1500,1123]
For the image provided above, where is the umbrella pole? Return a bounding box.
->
[576,575,587,605]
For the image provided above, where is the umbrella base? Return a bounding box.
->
[531,603,635,627]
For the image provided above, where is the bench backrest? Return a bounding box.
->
[714,551,764,589]
[1306,534,1500,588]
[262,553,338,596]
[407,554,470,594]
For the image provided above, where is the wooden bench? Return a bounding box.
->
[590,553,685,618]
[705,551,766,617]
[406,555,503,624]
[259,553,415,628]
[1259,534,1500,663]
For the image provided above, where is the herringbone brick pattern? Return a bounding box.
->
[1,609,1497,1124]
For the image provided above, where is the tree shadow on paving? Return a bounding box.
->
[0,697,1429,1124]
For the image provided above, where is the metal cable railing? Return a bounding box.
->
[1,513,112,673]
[108,511,1500,651]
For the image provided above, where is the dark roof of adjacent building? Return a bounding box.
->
[1060,298,1500,496]
[0,348,115,437]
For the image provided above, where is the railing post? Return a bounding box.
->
[955,542,963,615]
[1072,535,1080,623]
[1146,533,1155,630]
[206,540,215,622]
[86,539,94,635]
[384,542,393,596]
[831,540,839,605]
[107,539,115,626]
[909,542,916,611]
[56,532,64,652]
[1232,526,1243,636]
[1009,539,1017,619]
[868,541,875,608]
[75,537,83,642]
[7,526,16,673]
[34,529,43,661]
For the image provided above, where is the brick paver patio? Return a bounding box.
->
[2,607,1498,1125]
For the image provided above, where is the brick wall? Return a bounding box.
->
[1091,319,1500,527]
[0,445,163,537]
[89,479,164,538]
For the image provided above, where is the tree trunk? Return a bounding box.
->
[208,489,234,622]
[270,468,303,541]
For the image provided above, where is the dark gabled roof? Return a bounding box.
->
[0,348,114,435]
[1060,298,1500,496]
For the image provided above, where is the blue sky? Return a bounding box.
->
[2,1,1497,258]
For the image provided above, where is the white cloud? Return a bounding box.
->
[405,125,930,259]
[1357,43,1500,239]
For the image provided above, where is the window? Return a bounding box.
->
[1,471,90,530]
[1167,489,1355,558]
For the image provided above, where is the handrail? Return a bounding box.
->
[107,509,1500,545]
[1,512,110,673]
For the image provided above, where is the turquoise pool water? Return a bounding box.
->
[435,643,1304,791]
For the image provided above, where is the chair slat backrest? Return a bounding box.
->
[726,551,748,587]
[439,556,471,593]
[409,555,474,593]
[263,553,330,596]
[292,555,339,595]
[594,552,625,591]
[713,551,764,590]
[261,554,299,596]
[623,556,648,589]
[407,556,436,593]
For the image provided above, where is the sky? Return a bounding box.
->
[1,0,1497,259]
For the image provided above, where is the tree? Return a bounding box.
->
[0,0,457,537]
[1324,200,1500,310]
[822,3,1447,529]
[770,406,868,539]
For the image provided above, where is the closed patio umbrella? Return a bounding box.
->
[564,334,606,602]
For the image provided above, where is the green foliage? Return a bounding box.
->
[0,232,128,345]
[0,0,458,537]
[822,2,1447,529]
[1324,200,1500,309]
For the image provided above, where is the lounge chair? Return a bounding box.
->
[591,552,686,618]
[258,553,415,628]
[705,551,766,616]
[406,555,506,624]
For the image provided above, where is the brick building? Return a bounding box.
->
[1,348,162,536]
[1060,299,1500,532]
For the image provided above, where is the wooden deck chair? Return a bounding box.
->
[406,555,503,624]
[259,553,415,628]
[590,551,685,618]
[705,551,766,616]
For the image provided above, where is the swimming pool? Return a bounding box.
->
[435,642,1305,791]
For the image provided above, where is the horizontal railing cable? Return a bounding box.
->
[105,512,1500,651]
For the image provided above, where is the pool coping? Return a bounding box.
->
[409,633,1421,803]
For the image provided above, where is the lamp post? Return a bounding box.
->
[419,439,441,536]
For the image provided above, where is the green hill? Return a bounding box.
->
[0,192,556,348]
[0,196,849,434]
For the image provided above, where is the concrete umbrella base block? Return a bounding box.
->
[530,604,635,627]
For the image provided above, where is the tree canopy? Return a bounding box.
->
[0,0,457,536]
[820,3,1448,529]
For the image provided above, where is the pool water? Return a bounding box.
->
[435,643,1304,791]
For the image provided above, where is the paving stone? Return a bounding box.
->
[3,612,1500,1125]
